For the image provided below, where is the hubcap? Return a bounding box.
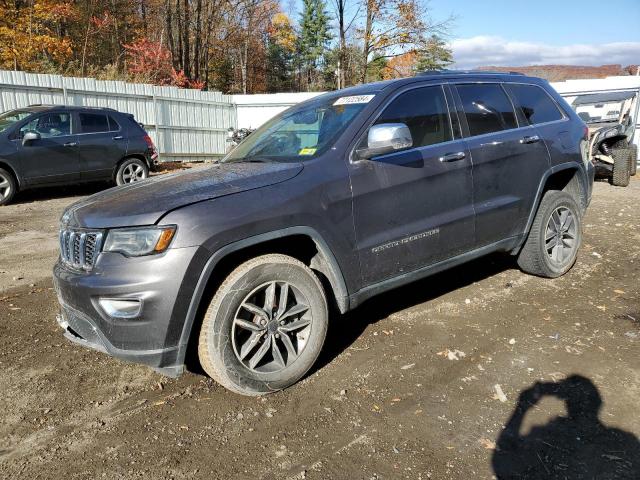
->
[545,206,577,266]
[122,163,146,183]
[0,172,11,200]
[232,281,312,373]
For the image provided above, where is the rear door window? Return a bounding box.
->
[79,113,109,133]
[20,112,72,138]
[456,84,517,136]
[507,84,564,125]
[107,115,120,132]
[373,85,453,148]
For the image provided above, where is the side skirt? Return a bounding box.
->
[348,235,524,309]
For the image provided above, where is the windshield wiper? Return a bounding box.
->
[224,156,274,164]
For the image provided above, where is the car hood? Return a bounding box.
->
[62,162,303,229]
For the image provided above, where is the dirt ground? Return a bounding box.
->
[0,178,639,479]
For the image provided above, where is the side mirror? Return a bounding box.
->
[356,123,413,160]
[22,131,40,146]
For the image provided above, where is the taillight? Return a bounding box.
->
[143,134,158,160]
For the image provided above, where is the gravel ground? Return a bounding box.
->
[0,177,639,479]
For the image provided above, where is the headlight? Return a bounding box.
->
[103,226,176,257]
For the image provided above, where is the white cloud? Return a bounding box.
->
[451,36,640,69]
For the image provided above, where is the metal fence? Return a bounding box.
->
[233,92,323,129]
[0,70,236,162]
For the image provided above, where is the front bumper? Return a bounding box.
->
[53,245,203,376]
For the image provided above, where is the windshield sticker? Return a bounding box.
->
[299,147,317,155]
[333,94,375,106]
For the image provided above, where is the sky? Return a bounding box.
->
[289,0,640,68]
[427,0,640,68]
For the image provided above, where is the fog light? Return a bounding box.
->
[99,298,142,319]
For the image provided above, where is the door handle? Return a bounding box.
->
[520,135,541,144]
[112,135,124,140]
[439,151,466,162]
[63,142,78,147]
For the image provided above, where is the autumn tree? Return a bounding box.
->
[266,12,297,92]
[0,0,74,71]
[359,0,452,82]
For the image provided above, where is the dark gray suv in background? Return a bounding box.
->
[54,71,594,395]
[0,105,158,205]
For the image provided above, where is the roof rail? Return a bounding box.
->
[416,69,525,77]
[27,104,117,111]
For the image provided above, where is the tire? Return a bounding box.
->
[0,167,17,206]
[629,144,637,176]
[611,148,631,187]
[517,190,582,278]
[115,157,149,186]
[198,254,328,396]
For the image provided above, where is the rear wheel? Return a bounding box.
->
[0,168,17,206]
[611,148,631,187]
[198,254,328,396]
[517,190,582,278]
[116,158,148,186]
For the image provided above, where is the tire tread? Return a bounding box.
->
[197,254,325,396]
[517,190,581,278]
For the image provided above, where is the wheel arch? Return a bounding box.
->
[516,163,587,253]
[175,227,349,367]
[0,160,21,188]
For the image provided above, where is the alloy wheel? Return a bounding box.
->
[545,206,577,266]
[122,163,146,183]
[0,172,12,201]
[232,281,312,374]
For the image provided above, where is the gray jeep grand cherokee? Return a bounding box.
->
[54,71,594,395]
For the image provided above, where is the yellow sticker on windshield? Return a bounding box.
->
[299,148,317,155]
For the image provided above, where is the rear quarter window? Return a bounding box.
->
[507,84,564,125]
[79,113,109,133]
[107,115,121,132]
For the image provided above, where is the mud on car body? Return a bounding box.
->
[54,71,594,395]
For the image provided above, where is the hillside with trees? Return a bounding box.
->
[477,64,640,82]
[0,0,454,93]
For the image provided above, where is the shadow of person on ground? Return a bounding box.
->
[493,375,640,479]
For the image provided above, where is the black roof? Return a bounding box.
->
[310,70,542,100]
[572,91,636,106]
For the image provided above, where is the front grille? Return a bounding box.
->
[59,229,103,271]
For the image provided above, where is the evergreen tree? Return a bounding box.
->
[299,0,332,90]
[414,36,453,73]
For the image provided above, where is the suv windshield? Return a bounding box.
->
[575,103,621,125]
[0,109,35,133]
[224,94,373,163]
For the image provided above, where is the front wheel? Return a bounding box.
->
[198,254,328,396]
[517,190,583,278]
[115,158,149,186]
